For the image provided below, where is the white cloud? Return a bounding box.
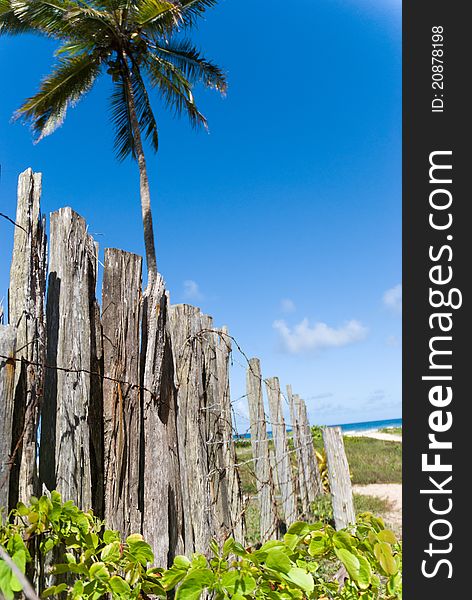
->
[383,284,402,314]
[183,279,203,301]
[386,335,400,347]
[307,392,334,401]
[280,298,296,313]
[273,318,368,354]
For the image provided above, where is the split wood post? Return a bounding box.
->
[297,397,323,500]
[141,281,184,566]
[287,386,309,516]
[0,326,17,511]
[8,169,47,506]
[214,327,245,543]
[102,249,142,537]
[322,426,355,529]
[169,304,214,556]
[266,377,297,526]
[40,208,102,513]
[200,316,233,544]
[246,358,278,542]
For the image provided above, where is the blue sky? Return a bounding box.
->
[0,0,401,430]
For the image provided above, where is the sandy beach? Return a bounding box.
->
[348,427,402,535]
[345,430,402,442]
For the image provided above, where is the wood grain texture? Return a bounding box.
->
[141,280,184,566]
[287,386,309,516]
[323,426,355,530]
[8,169,47,506]
[266,377,297,526]
[297,397,323,503]
[169,304,214,555]
[102,249,142,536]
[214,327,245,543]
[0,326,17,510]
[246,358,278,542]
[40,208,101,511]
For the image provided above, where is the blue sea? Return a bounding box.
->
[235,417,402,439]
[332,418,402,434]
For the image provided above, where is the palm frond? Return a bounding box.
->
[9,0,71,37]
[110,63,159,160]
[154,38,226,92]
[63,3,117,36]
[144,52,206,128]
[11,0,117,42]
[110,77,135,160]
[132,0,179,27]
[178,0,217,28]
[0,0,34,34]
[15,51,102,140]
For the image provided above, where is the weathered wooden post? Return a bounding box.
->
[169,304,214,555]
[246,358,278,541]
[102,249,142,537]
[0,326,17,511]
[266,377,297,526]
[214,327,245,543]
[323,426,355,529]
[287,385,308,517]
[40,208,102,513]
[296,396,323,502]
[141,281,184,565]
[200,317,245,544]
[8,169,47,506]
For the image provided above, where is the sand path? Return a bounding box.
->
[353,483,402,535]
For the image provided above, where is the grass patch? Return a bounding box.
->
[311,493,393,527]
[344,437,402,484]
[313,435,402,485]
[235,433,401,540]
[379,426,402,436]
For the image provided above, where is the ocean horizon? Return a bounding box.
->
[235,417,402,439]
[332,417,402,433]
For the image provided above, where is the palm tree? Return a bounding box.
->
[0,0,226,281]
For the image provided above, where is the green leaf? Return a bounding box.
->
[308,535,327,557]
[285,567,314,593]
[101,541,121,563]
[0,560,14,600]
[374,542,398,576]
[377,529,397,545]
[103,529,120,544]
[109,575,131,596]
[89,561,110,581]
[175,569,214,600]
[221,571,256,595]
[287,522,310,536]
[335,548,360,581]
[222,537,234,557]
[357,555,372,590]
[173,555,191,569]
[283,533,299,551]
[265,548,292,574]
[333,531,355,550]
[41,583,68,598]
[160,563,189,590]
[127,539,154,566]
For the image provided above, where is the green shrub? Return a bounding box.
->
[0,493,401,599]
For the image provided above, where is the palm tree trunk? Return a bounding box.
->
[122,59,157,281]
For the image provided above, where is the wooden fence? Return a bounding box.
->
[0,169,355,569]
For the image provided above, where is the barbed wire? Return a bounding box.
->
[1,317,325,544]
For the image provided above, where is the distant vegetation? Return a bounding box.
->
[379,427,402,436]
[235,430,402,543]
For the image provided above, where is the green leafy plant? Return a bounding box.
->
[0,493,401,599]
